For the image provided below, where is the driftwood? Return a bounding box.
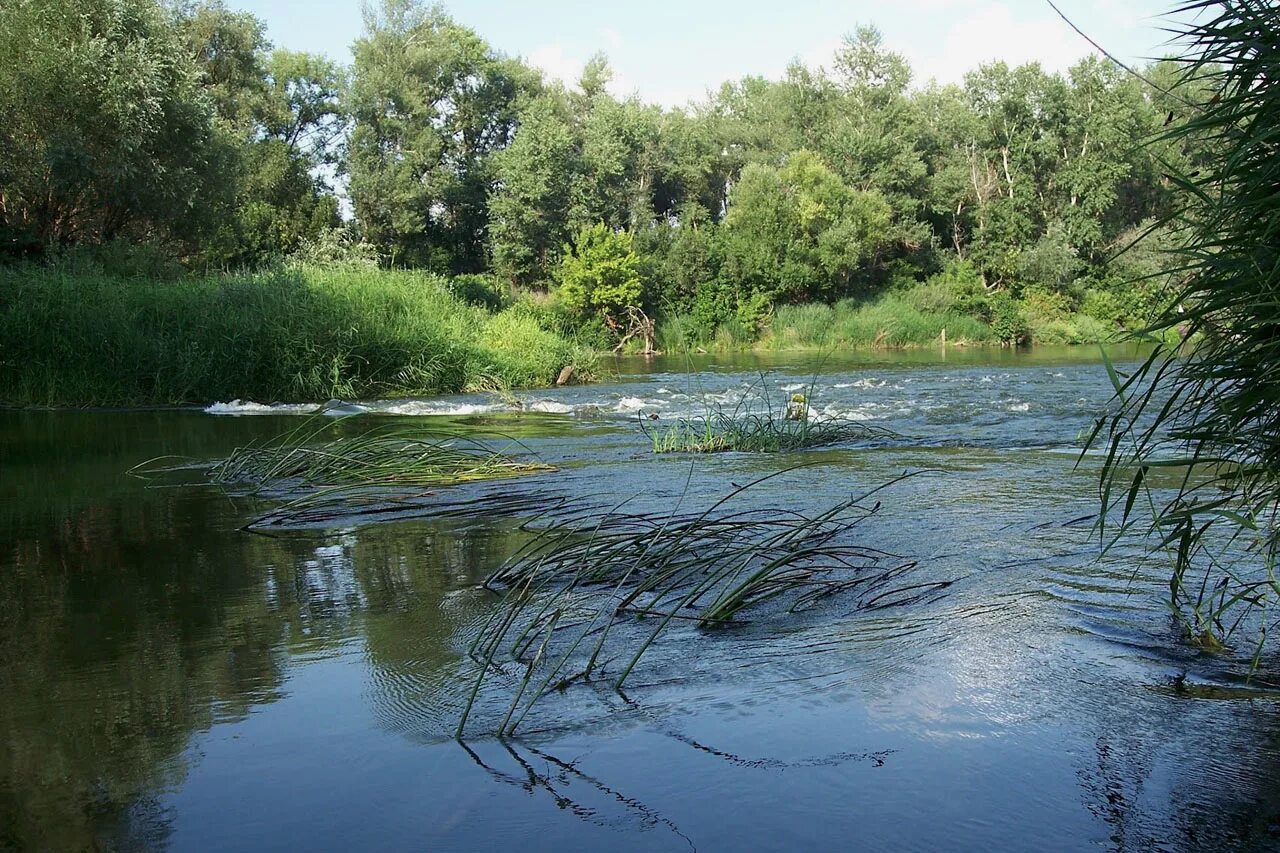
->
[606,306,659,355]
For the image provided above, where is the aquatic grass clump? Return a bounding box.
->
[212,418,554,490]
[645,409,892,454]
[204,418,557,527]
[642,378,896,454]
[457,472,951,736]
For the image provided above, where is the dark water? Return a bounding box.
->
[4,346,1280,852]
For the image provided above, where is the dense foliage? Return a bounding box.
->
[0,0,1211,353]
[1091,0,1280,649]
[0,0,342,265]
[0,262,592,405]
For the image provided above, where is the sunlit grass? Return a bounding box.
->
[643,377,895,454]
[0,263,594,406]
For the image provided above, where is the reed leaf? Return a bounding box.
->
[1087,1,1280,650]
[456,470,952,736]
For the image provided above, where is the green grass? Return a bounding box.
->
[644,381,895,454]
[1087,1,1280,653]
[762,295,995,350]
[0,262,595,406]
[660,285,1127,354]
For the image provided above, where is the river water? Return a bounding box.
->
[4,346,1280,851]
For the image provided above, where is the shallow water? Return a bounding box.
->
[4,346,1280,851]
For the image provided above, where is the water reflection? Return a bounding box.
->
[5,350,1280,850]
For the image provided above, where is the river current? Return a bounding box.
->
[4,346,1280,851]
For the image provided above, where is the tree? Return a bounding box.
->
[182,2,343,265]
[489,92,576,285]
[557,223,644,333]
[261,49,348,166]
[345,0,537,271]
[721,150,892,303]
[0,0,220,255]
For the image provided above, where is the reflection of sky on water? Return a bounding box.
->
[4,347,1280,851]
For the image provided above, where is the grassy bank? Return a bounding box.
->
[657,284,1132,353]
[0,264,594,407]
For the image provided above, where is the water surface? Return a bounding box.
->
[4,346,1280,851]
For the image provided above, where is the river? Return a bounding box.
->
[4,346,1279,851]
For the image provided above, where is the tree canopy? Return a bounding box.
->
[0,1,1208,344]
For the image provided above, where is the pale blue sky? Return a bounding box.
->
[233,0,1182,106]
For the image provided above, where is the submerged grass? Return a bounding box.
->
[642,376,896,454]
[198,417,557,526]
[457,470,951,737]
[0,262,594,406]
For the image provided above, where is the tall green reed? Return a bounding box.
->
[1087,1,1280,651]
[0,263,593,405]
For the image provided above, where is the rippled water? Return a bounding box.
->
[4,346,1280,851]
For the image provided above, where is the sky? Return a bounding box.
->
[231,0,1184,106]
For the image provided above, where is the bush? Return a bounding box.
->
[449,273,510,311]
[293,227,380,268]
[1017,222,1083,293]
[987,292,1028,345]
[49,240,185,280]
[1080,288,1124,325]
[557,223,643,323]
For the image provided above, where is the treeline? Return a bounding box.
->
[2,0,1205,348]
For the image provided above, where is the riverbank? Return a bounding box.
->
[1,262,1148,407]
[657,289,1130,354]
[0,264,594,407]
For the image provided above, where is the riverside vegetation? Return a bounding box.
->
[0,0,1211,406]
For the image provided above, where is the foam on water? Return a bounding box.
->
[204,400,320,416]
[526,400,575,414]
[616,396,653,412]
[374,400,504,416]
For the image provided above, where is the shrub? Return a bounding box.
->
[987,292,1028,346]
[557,223,643,323]
[449,273,510,311]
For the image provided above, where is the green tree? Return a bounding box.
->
[489,92,576,285]
[557,223,643,330]
[345,0,537,271]
[721,150,892,303]
[182,2,342,265]
[0,0,219,255]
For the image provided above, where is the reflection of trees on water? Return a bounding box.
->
[1077,691,1280,851]
[0,412,352,848]
[323,522,531,738]
[0,407,538,849]
[0,476,332,849]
